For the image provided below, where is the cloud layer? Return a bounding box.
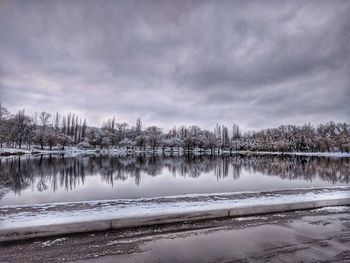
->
[1,0,349,130]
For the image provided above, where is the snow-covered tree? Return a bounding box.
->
[145,126,162,151]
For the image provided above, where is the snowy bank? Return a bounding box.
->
[1,146,350,158]
[1,187,349,241]
[229,150,350,158]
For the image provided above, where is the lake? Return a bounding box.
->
[0,154,349,206]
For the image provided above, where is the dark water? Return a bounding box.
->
[0,154,349,206]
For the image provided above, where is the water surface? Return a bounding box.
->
[0,154,349,206]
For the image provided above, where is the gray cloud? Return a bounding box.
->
[0,0,349,131]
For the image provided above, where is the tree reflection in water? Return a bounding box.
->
[0,154,349,197]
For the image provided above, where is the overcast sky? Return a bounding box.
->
[0,0,349,131]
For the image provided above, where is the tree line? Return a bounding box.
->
[0,104,349,153]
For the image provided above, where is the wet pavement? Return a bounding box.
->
[1,206,350,263]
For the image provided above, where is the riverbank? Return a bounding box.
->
[1,187,349,242]
[1,206,350,262]
[1,146,350,158]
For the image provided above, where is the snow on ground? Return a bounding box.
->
[0,146,101,156]
[1,187,349,230]
[40,238,66,247]
[0,147,32,154]
[313,206,350,213]
[232,151,350,158]
[1,147,350,158]
[235,216,268,221]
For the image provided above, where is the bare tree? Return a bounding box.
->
[0,104,10,148]
[12,110,31,149]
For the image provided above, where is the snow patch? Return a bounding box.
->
[235,216,268,221]
[41,238,66,247]
[314,206,350,213]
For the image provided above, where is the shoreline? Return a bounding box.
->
[1,187,350,242]
[1,198,349,242]
[1,147,350,158]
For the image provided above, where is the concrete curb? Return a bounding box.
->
[1,198,349,242]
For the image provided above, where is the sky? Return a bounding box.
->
[0,0,349,131]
